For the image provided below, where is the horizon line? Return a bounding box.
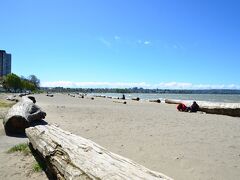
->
[41,81,240,90]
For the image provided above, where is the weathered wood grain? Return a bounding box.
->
[3,96,46,134]
[26,124,173,180]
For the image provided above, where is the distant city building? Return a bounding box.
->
[0,50,11,77]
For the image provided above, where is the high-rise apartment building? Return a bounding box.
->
[0,50,11,77]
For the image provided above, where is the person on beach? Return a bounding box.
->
[189,101,199,112]
[122,94,125,100]
[177,101,200,112]
[177,103,187,112]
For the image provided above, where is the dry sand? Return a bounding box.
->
[1,93,240,180]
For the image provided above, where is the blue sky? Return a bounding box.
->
[1,0,240,89]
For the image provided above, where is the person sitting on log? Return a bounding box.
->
[189,101,199,112]
[177,103,188,112]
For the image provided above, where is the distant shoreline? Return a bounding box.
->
[41,87,240,94]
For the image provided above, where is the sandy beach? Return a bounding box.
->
[1,93,240,180]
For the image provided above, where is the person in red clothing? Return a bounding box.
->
[177,103,187,112]
[177,101,200,112]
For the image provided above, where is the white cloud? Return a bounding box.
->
[114,36,120,40]
[137,40,151,45]
[41,81,149,88]
[99,37,111,47]
[144,41,151,45]
[155,82,192,89]
[41,81,240,89]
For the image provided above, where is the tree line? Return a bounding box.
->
[42,87,240,94]
[0,73,40,92]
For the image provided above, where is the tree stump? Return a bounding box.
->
[26,125,173,180]
[3,96,46,134]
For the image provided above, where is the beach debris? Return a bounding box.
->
[46,94,54,97]
[19,93,27,97]
[3,96,46,135]
[132,97,140,101]
[26,124,173,180]
[113,101,127,104]
[149,99,161,103]
[6,95,19,102]
[95,95,106,98]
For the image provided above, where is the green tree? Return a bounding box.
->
[21,79,36,91]
[28,75,40,89]
[4,73,22,92]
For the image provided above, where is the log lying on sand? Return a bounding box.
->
[3,96,46,134]
[26,124,173,180]
[95,95,106,98]
[199,106,240,117]
[132,97,140,101]
[165,99,180,105]
[19,92,31,97]
[6,95,19,102]
[149,99,161,103]
[165,99,240,117]
[46,94,54,97]
[113,100,127,104]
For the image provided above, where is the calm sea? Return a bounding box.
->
[92,93,240,103]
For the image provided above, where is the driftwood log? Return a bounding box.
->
[26,125,173,180]
[149,99,161,103]
[113,101,127,104]
[164,99,180,105]
[132,97,140,101]
[95,95,106,98]
[199,106,240,117]
[165,99,240,117]
[46,94,54,97]
[3,96,46,134]
[6,95,19,102]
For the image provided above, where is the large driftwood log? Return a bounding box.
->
[164,99,180,105]
[26,125,173,180]
[199,106,240,117]
[3,96,46,134]
[165,99,240,117]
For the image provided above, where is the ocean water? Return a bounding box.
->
[92,93,240,103]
